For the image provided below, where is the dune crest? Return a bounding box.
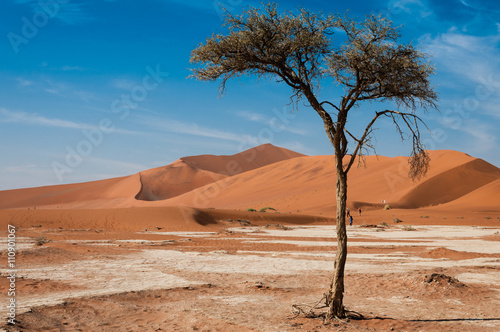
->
[0,146,498,215]
[163,150,500,214]
[135,143,304,201]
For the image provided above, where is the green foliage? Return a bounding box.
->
[259,207,277,212]
[246,208,257,212]
[384,204,392,210]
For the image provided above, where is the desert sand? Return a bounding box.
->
[1,143,499,331]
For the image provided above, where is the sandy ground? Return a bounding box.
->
[0,146,499,330]
[1,218,499,331]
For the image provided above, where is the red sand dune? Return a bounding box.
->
[135,161,227,201]
[180,142,305,175]
[0,145,498,220]
[436,178,500,212]
[164,149,500,214]
[135,143,304,201]
[0,174,141,210]
[0,144,302,209]
[396,158,500,209]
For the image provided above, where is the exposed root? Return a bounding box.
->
[292,294,365,326]
[291,294,328,318]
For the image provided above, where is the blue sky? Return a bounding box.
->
[0,0,499,190]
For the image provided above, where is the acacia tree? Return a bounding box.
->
[190,3,437,319]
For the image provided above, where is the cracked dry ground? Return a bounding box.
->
[1,224,500,331]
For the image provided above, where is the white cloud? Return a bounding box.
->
[84,156,149,174]
[11,0,93,25]
[458,119,497,156]
[387,0,432,18]
[0,108,95,130]
[113,78,137,90]
[139,115,256,143]
[235,110,308,136]
[421,30,500,86]
[0,108,141,135]
[17,78,34,87]
[61,65,85,72]
[236,110,268,123]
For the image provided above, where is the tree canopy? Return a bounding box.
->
[191,4,437,179]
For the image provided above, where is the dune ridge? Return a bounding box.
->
[396,158,500,208]
[163,150,500,213]
[0,146,498,217]
[0,174,142,210]
[135,143,304,201]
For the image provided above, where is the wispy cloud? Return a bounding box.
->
[161,0,217,11]
[236,110,268,123]
[422,30,500,88]
[0,108,141,135]
[459,0,500,14]
[139,115,256,143]
[84,156,149,174]
[458,119,497,154]
[235,110,308,136]
[17,78,34,87]
[0,108,95,130]
[26,78,98,102]
[387,0,432,18]
[113,78,137,90]
[61,65,85,72]
[11,0,93,25]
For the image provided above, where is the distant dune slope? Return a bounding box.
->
[163,150,500,213]
[0,146,498,213]
[0,174,141,210]
[180,143,305,175]
[135,143,305,201]
[397,158,500,208]
[0,144,305,209]
[134,161,227,201]
[435,178,500,212]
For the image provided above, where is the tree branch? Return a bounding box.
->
[320,100,340,112]
[344,109,429,175]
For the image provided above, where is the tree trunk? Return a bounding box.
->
[327,157,348,319]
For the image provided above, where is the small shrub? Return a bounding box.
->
[485,216,492,220]
[265,224,291,230]
[360,224,378,228]
[384,204,392,210]
[246,208,257,212]
[380,222,389,227]
[259,207,277,212]
[402,225,416,231]
[35,237,49,246]
[420,216,429,219]
[236,219,252,226]
[457,216,464,219]
[393,218,403,223]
